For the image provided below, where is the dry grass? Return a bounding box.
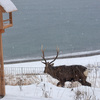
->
[5,74,43,86]
[4,64,100,99]
[4,64,100,88]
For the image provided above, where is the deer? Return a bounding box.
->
[41,47,91,87]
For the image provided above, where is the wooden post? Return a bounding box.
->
[0,0,17,97]
[0,11,3,29]
[9,12,13,25]
[0,30,5,97]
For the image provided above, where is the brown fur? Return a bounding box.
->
[41,47,91,87]
[44,64,91,87]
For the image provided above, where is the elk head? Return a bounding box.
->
[41,47,59,73]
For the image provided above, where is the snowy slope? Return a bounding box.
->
[1,54,100,100]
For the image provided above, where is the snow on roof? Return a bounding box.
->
[0,0,17,13]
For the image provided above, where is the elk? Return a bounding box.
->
[41,47,91,87]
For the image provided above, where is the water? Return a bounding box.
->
[2,0,100,61]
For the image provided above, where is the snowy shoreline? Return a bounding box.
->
[4,49,100,65]
[4,52,100,68]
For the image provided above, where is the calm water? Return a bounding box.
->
[2,0,100,61]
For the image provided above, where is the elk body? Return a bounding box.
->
[41,48,91,87]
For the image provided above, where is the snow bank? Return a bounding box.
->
[1,82,100,100]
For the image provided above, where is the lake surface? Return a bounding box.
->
[2,0,100,61]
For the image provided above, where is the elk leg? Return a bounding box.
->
[57,81,65,87]
[60,81,65,87]
[78,79,91,87]
[82,81,91,87]
[57,82,61,87]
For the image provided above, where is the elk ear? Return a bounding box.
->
[51,63,54,66]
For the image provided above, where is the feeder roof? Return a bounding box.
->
[0,0,17,13]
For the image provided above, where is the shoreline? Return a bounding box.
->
[4,50,100,65]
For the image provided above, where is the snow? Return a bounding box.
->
[1,83,100,100]
[2,83,75,100]
[0,0,17,13]
[1,54,100,100]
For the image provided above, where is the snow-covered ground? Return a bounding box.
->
[1,54,100,100]
[2,83,100,100]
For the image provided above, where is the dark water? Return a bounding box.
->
[2,0,100,61]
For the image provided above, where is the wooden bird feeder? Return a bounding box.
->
[0,0,17,97]
[0,0,17,30]
[0,8,13,29]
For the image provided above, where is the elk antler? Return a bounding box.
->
[41,45,47,64]
[50,47,59,64]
